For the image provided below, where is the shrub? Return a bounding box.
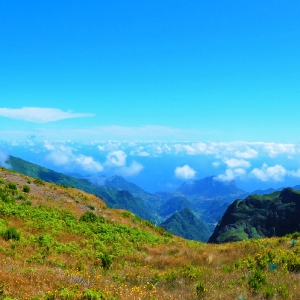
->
[6,182,17,190]
[82,288,104,299]
[196,281,206,298]
[96,253,112,270]
[87,205,95,210]
[79,211,97,223]
[248,269,266,292]
[262,286,275,299]
[22,185,30,193]
[277,284,289,298]
[2,227,20,241]
[34,178,45,185]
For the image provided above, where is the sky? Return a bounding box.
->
[1,1,300,192]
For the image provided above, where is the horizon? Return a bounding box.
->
[1,2,300,193]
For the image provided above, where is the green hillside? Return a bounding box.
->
[7,156,154,221]
[1,167,300,298]
[160,208,211,242]
[208,189,300,243]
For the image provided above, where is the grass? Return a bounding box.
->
[0,167,300,299]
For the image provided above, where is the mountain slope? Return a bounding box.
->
[160,208,211,242]
[2,165,300,298]
[158,196,195,218]
[7,156,154,220]
[208,189,300,243]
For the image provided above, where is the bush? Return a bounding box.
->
[196,281,206,298]
[248,269,266,292]
[82,288,104,299]
[6,182,17,190]
[79,211,97,223]
[34,178,45,185]
[22,185,30,193]
[96,253,112,270]
[2,227,20,241]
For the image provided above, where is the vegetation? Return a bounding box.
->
[160,208,211,242]
[1,167,300,298]
[209,188,300,243]
[8,156,156,221]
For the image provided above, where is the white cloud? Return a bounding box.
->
[118,161,144,177]
[234,148,258,159]
[0,107,95,123]
[45,142,103,173]
[212,161,221,167]
[289,169,300,178]
[106,150,127,167]
[174,165,196,180]
[223,158,251,168]
[215,168,246,182]
[0,152,11,168]
[263,143,297,158]
[75,155,103,172]
[251,163,287,181]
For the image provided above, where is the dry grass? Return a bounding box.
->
[0,168,299,299]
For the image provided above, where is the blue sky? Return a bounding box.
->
[1,1,300,192]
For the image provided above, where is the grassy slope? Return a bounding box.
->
[8,156,154,221]
[0,167,300,299]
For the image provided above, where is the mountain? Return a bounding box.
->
[158,176,247,201]
[7,155,154,221]
[3,165,300,298]
[160,208,211,242]
[158,196,195,218]
[208,188,300,243]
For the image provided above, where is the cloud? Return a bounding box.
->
[251,163,287,181]
[234,148,258,159]
[223,158,250,168]
[0,107,95,123]
[74,155,103,172]
[263,143,297,158]
[215,168,246,182]
[212,161,221,167]
[174,165,196,180]
[45,142,103,173]
[0,152,11,168]
[118,161,144,177]
[106,150,127,167]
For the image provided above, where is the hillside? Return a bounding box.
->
[7,156,155,221]
[208,189,300,243]
[1,167,300,298]
[160,208,211,242]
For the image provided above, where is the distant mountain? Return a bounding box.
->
[86,174,163,222]
[158,176,247,201]
[208,188,300,243]
[7,156,154,221]
[158,196,195,218]
[160,208,211,242]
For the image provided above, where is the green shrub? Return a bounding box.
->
[196,281,206,298]
[97,253,112,270]
[262,286,275,299]
[2,227,20,241]
[34,178,45,185]
[248,269,266,292]
[6,182,17,190]
[23,185,30,193]
[82,288,104,299]
[79,211,97,223]
[277,284,289,298]
[287,257,300,272]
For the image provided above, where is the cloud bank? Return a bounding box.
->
[0,107,95,123]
